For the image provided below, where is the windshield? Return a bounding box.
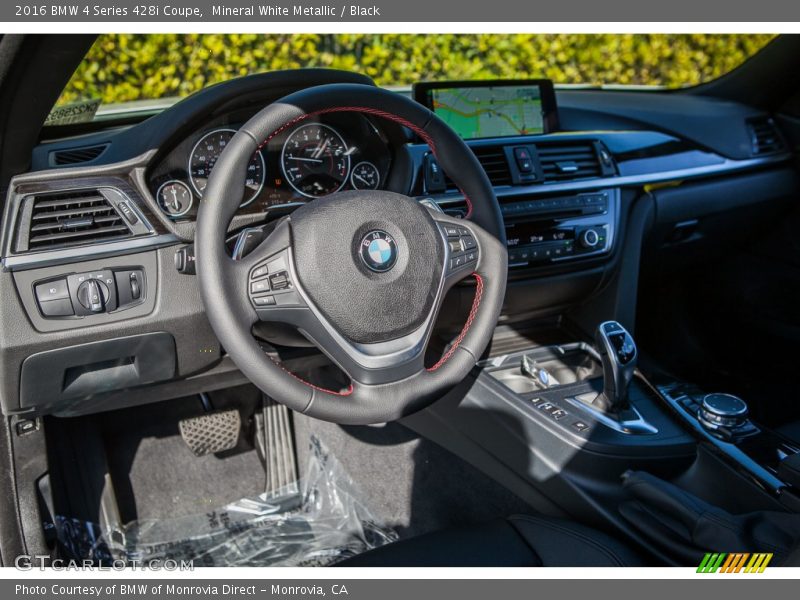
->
[53,34,775,123]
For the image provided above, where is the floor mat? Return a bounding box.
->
[101,389,266,522]
[54,436,397,567]
[293,416,534,540]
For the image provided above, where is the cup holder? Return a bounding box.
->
[487,342,603,395]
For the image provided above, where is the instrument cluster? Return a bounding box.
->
[148,111,393,221]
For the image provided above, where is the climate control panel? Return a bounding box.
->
[33,267,145,319]
[503,190,617,269]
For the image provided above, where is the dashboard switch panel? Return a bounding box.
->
[33,267,146,319]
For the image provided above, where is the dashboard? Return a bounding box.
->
[147,110,393,221]
[0,67,795,419]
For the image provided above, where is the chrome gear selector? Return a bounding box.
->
[595,320,638,413]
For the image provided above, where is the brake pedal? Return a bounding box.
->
[178,409,241,457]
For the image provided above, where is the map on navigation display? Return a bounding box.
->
[431,85,545,139]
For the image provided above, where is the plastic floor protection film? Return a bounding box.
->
[53,436,398,566]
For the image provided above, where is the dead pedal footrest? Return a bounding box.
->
[178,409,241,456]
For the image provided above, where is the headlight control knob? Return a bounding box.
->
[77,279,108,313]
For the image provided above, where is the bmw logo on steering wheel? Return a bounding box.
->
[359,230,398,272]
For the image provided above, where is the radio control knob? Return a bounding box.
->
[579,228,601,249]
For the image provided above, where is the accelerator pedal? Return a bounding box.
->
[179,400,241,457]
[257,396,299,497]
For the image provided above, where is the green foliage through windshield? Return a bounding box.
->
[58,34,776,107]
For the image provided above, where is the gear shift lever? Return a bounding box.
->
[595,321,638,413]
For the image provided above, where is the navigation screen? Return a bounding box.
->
[414,80,558,140]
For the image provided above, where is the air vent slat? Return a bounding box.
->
[32,195,106,210]
[536,141,606,182]
[24,189,134,251]
[444,145,512,188]
[748,117,785,155]
[32,205,116,221]
[50,144,108,166]
[29,226,130,245]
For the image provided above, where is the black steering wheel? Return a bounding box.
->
[195,84,507,424]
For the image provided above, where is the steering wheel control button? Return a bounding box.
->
[248,253,300,311]
[250,280,271,295]
[251,265,269,280]
[253,295,276,306]
[443,225,460,238]
[449,239,464,253]
[359,230,398,273]
[269,271,291,291]
[443,223,479,275]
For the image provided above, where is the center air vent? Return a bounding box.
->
[471,145,513,186]
[537,141,609,182]
[24,190,133,251]
[444,145,512,189]
[747,117,785,155]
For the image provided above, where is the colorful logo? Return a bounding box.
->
[697,553,773,573]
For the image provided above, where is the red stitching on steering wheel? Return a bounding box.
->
[269,356,354,397]
[256,106,474,218]
[427,273,484,372]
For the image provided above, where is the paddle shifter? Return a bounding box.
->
[594,321,638,413]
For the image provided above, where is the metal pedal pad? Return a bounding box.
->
[178,409,241,457]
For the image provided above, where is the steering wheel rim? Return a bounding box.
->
[196,83,507,424]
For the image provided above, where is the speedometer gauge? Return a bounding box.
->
[281,123,350,198]
[189,128,265,207]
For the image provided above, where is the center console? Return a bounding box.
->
[658,380,800,497]
[405,318,800,564]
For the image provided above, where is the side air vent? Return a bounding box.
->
[748,117,785,155]
[537,141,606,182]
[25,190,133,251]
[50,144,108,166]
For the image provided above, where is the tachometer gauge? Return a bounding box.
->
[156,180,193,218]
[189,128,265,207]
[281,123,350,198]
[350,161,380,190]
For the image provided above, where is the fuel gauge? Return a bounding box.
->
[350,161,380,191]
[156,180,194,218]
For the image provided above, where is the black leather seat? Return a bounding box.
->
[339,515,644,567]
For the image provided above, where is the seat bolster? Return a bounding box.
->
[508,515,645,567]
[337,519,542,567]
